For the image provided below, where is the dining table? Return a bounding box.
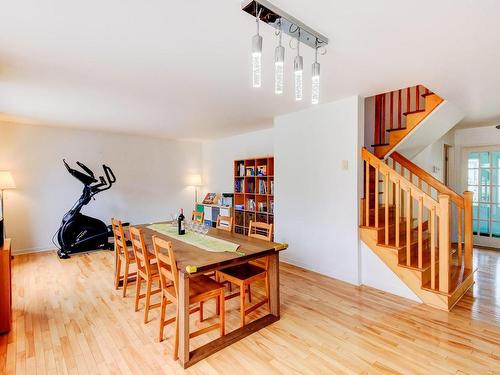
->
[120,221,288,369]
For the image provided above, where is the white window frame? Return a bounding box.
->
[462,145,500,248]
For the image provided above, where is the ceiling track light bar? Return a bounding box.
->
[241,0,328,49]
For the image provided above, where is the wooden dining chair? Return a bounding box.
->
[112,218,136,297]
[153,236,225,360]
[216,221,273,327]
[129,226,162,324]
[216,215,233,232]
[192,210,204,223]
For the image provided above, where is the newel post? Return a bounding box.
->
[463,191,473,270]
[438,194,450,293]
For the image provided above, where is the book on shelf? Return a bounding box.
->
[245,166,255,176]
[234,179,242,193]
[258,179,267,194]
[270,181,274,195]
[269,199,274,214]
[247,181,255,193]
[257,202,267,212]
[257,165,267,176]
[237,162,245,177]
[246,198,256,211]
[235,204,244,211]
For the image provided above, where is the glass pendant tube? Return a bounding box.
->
[252,7,263,88]
[294,30,303,101]
[311,42,320,104]
[274,19,285,94]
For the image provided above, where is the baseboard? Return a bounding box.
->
[280,256,361,286]
[12,246,56,256]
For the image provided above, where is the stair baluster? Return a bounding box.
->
[384,171,389,245]
[464,192,473,270]
[438,194,450,293]
[430,207,436,289]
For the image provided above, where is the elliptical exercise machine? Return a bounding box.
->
[56,159,116,259]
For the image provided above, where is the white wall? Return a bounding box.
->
[411,130,455,183]
[0,122,201,254]
[201,128,273,195]
[360,243,420,302]
[273,96,364,285]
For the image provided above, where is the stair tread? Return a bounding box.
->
[403,109,426,116]
[386,127,407,133]
[421,265,473,296]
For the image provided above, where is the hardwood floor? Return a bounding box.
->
[1,248,499,374]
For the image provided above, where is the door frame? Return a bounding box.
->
[462,145,500,248]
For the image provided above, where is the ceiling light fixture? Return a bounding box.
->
[294,29,303,101]
[242,0,328,103]
[251,4,263,88]
[311,39,320,104]
[274,18,284,95]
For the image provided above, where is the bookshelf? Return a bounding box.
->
[234,156,274,238]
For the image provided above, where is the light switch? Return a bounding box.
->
[341,160,349,170]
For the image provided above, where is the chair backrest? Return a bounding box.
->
[129,226,153,276]
[192,210,204,223]
[111,218,129,261]
[153,235,179,299]
[248,221,273,242]
[216,215,233,232]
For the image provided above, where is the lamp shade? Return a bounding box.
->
[0,171,15,190]
[187,174,202,187]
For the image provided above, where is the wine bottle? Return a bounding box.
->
[178,208,185,235]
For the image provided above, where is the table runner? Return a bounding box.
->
[147,223,244,255]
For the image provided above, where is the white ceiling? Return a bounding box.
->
[1,0,500,140]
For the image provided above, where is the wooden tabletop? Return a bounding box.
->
[135,223,287,276]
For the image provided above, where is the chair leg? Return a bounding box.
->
[115,257,122,289]
[247,284,252,303]
[199,301,204,322]
[134,273,142,312]
[159,295,167,342]
[240,283,246,327]
[173,304,180,361]
[122,261,129,297]
[216,295,220,316]
[264,274,270,310]
[144,278,152,324]
[219,292,225,336]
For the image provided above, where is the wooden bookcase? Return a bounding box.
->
[234,157,274,238]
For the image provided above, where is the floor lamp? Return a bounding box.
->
[188,174,203,205]
[0,171,16,244]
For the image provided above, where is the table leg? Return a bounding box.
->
[268,252,280,318]
[178,273,190,367]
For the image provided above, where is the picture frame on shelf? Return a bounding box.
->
[202,193,218,205]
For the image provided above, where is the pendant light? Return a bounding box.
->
[311,39,320,104]
[274,19,285,95]
[251,5,263,88]
[294,28,303,101]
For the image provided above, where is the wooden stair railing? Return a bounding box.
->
[373,85,431,146]
[372,85,444,159]
[361,147,473,294]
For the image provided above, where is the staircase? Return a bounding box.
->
[360,86,474,311]
[371,85,444,159]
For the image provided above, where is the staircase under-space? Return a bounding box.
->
[360,85,475,311]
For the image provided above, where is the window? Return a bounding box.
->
[467,151,500,237]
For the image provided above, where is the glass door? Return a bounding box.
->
[467,149,500,247]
